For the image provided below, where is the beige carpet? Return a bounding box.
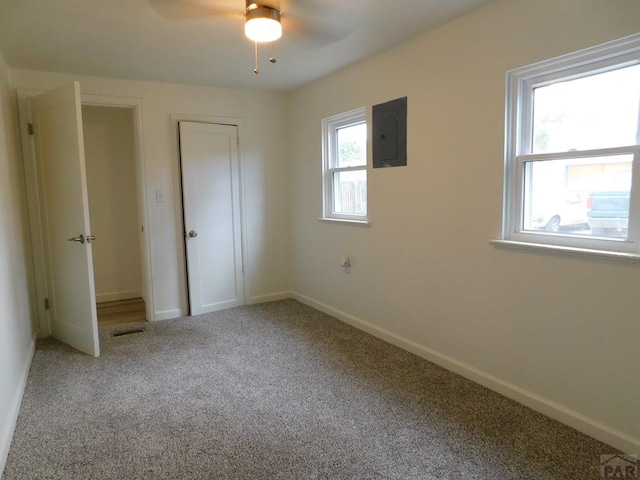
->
[3,300,616,479]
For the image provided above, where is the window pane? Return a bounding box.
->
[532,64,640,153]
[333,170,367,215]
[337,123,366,168]
[522,155,632,238]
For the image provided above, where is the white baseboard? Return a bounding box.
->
[152,294,293,322]
[96,290,142,304]
[292,292,640,454]
[0,335,36,476]
[248,291,293,305]
[153,308,184,322]
[153,292,295,321]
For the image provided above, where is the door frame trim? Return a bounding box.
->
[17,90,153,334]
[17,89,49,335]
[170,114,249,315]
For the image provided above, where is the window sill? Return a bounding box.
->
[490,240,640,263]
[318,217,371,227]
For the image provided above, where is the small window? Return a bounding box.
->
[503,34,640,254]
[322,108,368,221]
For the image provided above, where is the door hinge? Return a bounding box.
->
[237,136,240,147]
[44,298,50,310]
[28,123,34,135]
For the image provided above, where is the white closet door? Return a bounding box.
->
[179,121,244,315]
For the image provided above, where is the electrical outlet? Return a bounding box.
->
[341,255,352,273]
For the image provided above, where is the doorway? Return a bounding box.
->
[17,86,152,352]
[82,105,146,329]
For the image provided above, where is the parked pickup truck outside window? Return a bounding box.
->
[586,170,631,237]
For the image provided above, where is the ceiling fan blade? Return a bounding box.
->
[282,12,348,45]
[278,0,352,45]
[253,0,282,9]
[280,0,334,18]
[148,0,348,47]
[148,0,244,20]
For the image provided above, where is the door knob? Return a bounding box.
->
[188,230,198,238]
[67,234,85,244]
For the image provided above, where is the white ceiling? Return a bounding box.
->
[0,0,494,92]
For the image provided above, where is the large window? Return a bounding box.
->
[503,34,640,254]
[322,107,368,222]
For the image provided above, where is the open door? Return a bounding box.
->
[179,121,244,315]
[30,82,100,357]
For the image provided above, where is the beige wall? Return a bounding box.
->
[0,52,35,472]
[83,106,143,303]
[12,70,292,321]
[289,0,640,451]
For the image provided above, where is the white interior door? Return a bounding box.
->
[179,121,244,315]
[30,82,100,357]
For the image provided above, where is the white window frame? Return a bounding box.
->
[503,33,640,255]
[321,107,368,223]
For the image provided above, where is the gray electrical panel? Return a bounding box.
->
[372,96,407,168]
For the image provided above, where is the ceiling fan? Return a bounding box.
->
[148,0,345,75]
[245,1,282,73]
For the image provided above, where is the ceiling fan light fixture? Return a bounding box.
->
[245,5,282,43]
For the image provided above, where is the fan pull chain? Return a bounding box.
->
[253,41,278,74]
[269,43,277,64]
[254,41,259,74]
